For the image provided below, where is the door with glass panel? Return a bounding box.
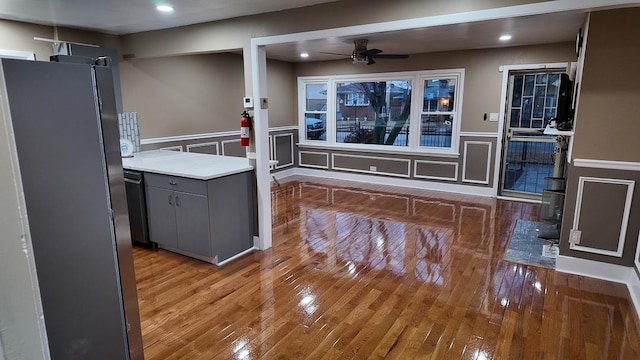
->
[500,71,562,199]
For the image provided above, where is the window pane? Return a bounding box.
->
[521,97,532,128]
[536,73,548,85]
[524,75,535,96]
[512,75,523,108]
[423,78,456,111]
[306,83,327,111]
[510,109,521,128]
[420,114,452,148]
[335,80,411,146]
[533,85,545,118]
[305,113,326,141]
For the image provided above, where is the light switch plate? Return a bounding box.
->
[489,112,499,122]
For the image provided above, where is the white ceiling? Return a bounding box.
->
[264,11,586,63]
[0,0,339,34]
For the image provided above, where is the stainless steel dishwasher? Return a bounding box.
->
[124,170,151,245]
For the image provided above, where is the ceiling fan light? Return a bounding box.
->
[351,51,369,64]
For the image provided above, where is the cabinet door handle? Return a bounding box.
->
[169,180,177,185]
[168,194,173,205]
[175,195,181,207]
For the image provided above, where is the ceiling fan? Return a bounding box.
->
[321,39,409,65]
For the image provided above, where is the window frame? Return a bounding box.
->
[298,69,465,156]
[300,81,329,142]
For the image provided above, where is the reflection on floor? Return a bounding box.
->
[133,176,640,359]
[505,219,557,269]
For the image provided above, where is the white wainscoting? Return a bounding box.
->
[298,151,329,169]
[636,232,640,275]
[294,167,496,197]
[159,145,183,152]
[331,153,411,178]
[186,141,219,155]
[274,133,294,169]
[221,139,242,156]
[573,158,640,172]
[413,160,458,182]
[462,141,492,185]
[570,176,635,258]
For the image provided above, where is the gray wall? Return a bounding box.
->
[571,8,640,162]
[559,9,640,266]
[121,54,296,138]
[560,165,640,266]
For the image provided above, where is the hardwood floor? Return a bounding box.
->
[133,177,640,359]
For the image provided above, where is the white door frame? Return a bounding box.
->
[492,62,574,197]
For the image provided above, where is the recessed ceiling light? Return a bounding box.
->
[300,52,309,58]
[499,34,512,41]
[156,5,174,12]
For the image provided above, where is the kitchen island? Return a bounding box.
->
[122,150,255,265]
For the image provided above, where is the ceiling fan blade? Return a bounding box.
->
[367,58,376,65]
[370,54,409,59]
[366,49,383,56]
[319,51,351,57]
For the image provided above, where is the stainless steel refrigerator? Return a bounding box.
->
[0,58,143,359]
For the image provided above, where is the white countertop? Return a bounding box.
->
[122,150,253,180]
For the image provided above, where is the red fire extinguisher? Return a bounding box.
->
[240,111,251,147]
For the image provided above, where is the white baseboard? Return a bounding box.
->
[271,167,297,181]
[216,247,257,266]
[628,269,640,319]
[557,255,640,318]
[497,195,541,204]
[278,167,496,197]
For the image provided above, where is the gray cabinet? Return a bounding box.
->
[146,186,179,248]
[145,174,212,257]
[174,191,210,255]
[144,171,254,263]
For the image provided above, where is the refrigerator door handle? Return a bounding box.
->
[124,178,142,185]
[168,194,173,206]
[175,195,181,207]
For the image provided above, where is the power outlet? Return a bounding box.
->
[489,112,499,122]
[369,166,377,172]
[569,229,582,244]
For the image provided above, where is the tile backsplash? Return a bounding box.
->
[118,112,140,153]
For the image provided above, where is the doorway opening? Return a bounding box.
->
[499,70,564,200]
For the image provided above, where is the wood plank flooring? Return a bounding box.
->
[133,177,640,359]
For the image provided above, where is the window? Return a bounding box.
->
[336,80,411,146]
[298,69,464,155]
[304,83,327,141]
[420,78,457,148]
[510,73,561,129]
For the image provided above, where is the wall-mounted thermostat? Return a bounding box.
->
[243,97,254,108]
